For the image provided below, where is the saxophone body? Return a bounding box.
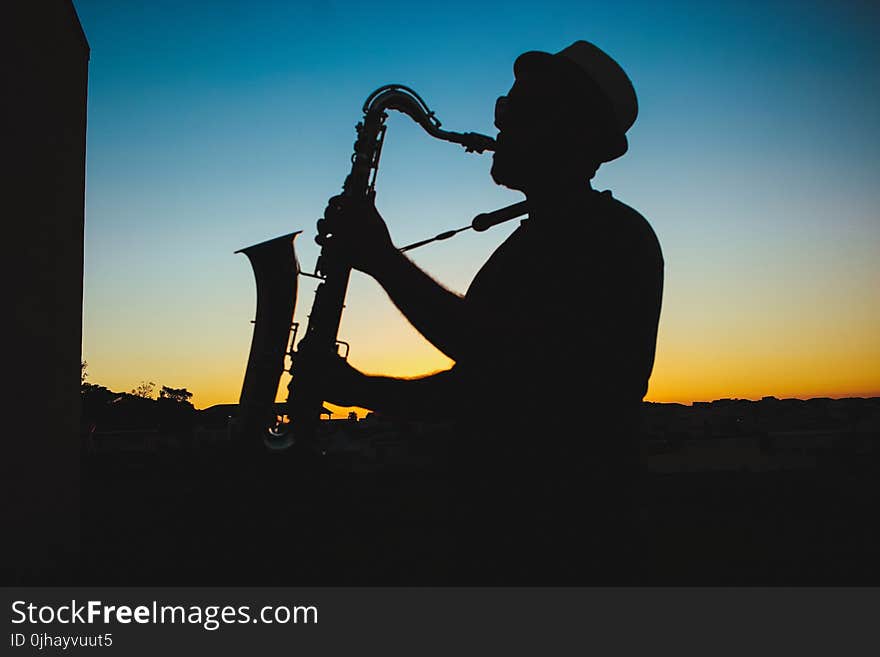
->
[237,85,496,450]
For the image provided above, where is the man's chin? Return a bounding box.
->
[490,160,526,191]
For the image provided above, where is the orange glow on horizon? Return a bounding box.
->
[85,364,878,412]
[181,359,879,412]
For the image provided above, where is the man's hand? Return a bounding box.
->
[320,352,368,408]
[293,338,368,409]
[316,195,398,278]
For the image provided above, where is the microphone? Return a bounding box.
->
[471,200,528,232]
[399,200,529,253]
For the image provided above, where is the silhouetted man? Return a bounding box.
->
[316,41,663,583]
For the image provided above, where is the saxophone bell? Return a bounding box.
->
[233,232,300,448]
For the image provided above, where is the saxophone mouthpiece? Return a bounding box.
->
[462,132,496,153]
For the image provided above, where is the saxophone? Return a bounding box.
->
[237,84,512,451]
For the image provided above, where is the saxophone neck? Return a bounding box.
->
[363,84,496,153]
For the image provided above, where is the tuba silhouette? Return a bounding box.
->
[236,85,526,451]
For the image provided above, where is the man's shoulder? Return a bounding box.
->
[594,190,663,263]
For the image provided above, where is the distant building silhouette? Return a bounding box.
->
[8,1,89,583]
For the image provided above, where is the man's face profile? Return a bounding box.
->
[490,72,594,192]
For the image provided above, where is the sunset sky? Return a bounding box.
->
[74,0,880,411]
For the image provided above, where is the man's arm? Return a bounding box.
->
[325,359,461,420]
[318,195,474,361]
[369,249,471,361]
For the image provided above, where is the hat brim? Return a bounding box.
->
[512,50,628,162]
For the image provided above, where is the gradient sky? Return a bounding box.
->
[74,0,880,411]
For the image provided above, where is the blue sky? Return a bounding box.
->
[74,0,880,407]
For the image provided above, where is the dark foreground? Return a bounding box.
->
[52,439,880,586]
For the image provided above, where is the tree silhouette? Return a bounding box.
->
[159,386,193,405]
[156,386,195,440]
[80,360,96,393]
[131,380,156,399]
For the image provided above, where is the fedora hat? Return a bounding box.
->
[514,40,638,162]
